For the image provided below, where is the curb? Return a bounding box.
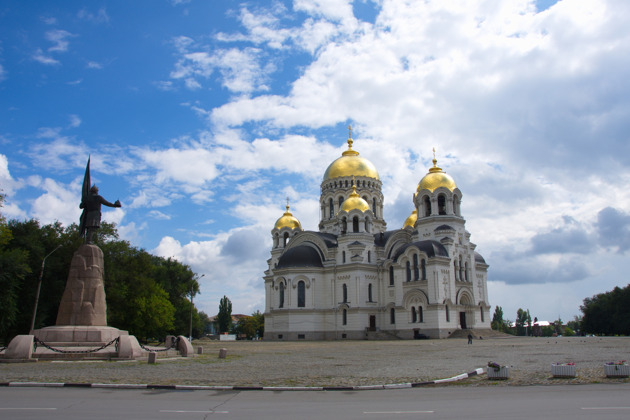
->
[0,368,485,391]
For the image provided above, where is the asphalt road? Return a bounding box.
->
[1,384,629,420]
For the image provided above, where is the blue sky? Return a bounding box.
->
[2,0,630,324]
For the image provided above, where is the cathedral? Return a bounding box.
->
[263,130,490,339]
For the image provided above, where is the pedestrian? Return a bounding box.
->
[467,333,473,344]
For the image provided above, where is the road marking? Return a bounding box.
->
[364,411,434,414]
[160,410,229,414]
[582,407,630,410]
[0,408,58,411]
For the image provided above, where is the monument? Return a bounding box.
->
[1,158,192,361]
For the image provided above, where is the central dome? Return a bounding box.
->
[323,136,379,182]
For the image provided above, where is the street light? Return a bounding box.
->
[189,273,204,342]
[30,244,62,334]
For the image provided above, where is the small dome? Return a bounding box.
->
[417,154,457,193]
[403,209,417,229]
[340,184,370,213]
[323,129,379,182]
[274,202,301,230]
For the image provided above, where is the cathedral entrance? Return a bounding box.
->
[459,312,467,329]
[369,315,376,331]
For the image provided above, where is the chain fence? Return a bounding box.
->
[139,336,180,352]
[33,336,119,354]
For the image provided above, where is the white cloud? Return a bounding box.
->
[32,48,60,66]
[170,47,271,93]
[68,115,81,128]
[30,178,81,226]
[45,29,73,53]
[86,61,103,69]
[77,8,110,24]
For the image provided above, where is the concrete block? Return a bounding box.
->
[3,335,34,360]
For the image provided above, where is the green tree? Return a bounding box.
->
[515,308,532,336]
[216,296,232,333]
[581,285,630,335]
[567,315,582,335]
[0,217,198,343]
[234,310,264,339]
[0,195,32,342]
[491,306,509,332]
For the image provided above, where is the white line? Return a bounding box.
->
[160,410,229,413]
[364,411,434,414]
[0,408,58,411]
[582,407,630,410]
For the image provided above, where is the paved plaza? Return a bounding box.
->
[1,336,629,387]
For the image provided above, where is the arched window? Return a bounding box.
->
[406,261,411,282]
[342,284,348,303]
[459,256,464,281]
[445,305,450,322]
[283,232,289,247]
[353,216,359,233]
[372,198,377,216]
[413,254,419,281]
[464,261,469,282]
[389,266,394,286]
[341,218,347,234]
[279,283,284,308]
[368,284,373,302]
[338,196,344,209]
[297,281,305,308]
[412,307,417,323]
[454,259,459,281]
[418,306,424,323]
[423,196,431,217]
[342,251,346,263]
[390,308,396,324]
[421,259,426,280]
[329,198,334,219]
[438,194,446,215]
[367,250,371,263]
[342,309,347,325]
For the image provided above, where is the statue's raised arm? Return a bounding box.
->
[79,158,122,244]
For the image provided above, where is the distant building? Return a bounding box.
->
[264,131,490,339]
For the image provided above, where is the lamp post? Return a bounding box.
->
[30,244,62,334]
[189,274,204,342]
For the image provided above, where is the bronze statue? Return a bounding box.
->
[79,158,121,243]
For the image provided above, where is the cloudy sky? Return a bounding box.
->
[2,0,629,324]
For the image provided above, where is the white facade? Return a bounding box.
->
[264,136,490,340]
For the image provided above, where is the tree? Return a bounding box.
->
[491,306,509,333]
[216,296,232,333]
[567,315,582,335]
[234,310,264,339]
[0,194,32,342]
[515,308,532,336]
[581,285,630,335]
[0,217,199,343]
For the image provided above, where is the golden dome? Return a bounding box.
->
[417,153,457,193]
[274,201,302,230]
[403,209,417,229]
[323,127,380,182]
[340,184,370,213]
